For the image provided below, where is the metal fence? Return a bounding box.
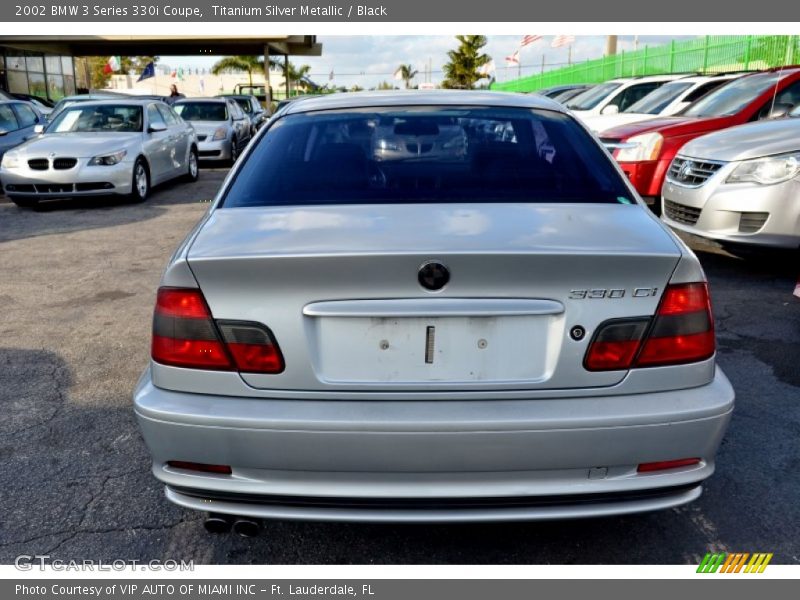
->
[491,35,800,93]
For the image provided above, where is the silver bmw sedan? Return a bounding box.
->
[133,91,734,532]
[0,99,198,207]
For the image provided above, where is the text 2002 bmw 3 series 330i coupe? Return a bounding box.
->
[133,91,734,525]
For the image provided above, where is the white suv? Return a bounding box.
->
[566,74,688,121]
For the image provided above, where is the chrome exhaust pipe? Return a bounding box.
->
[232,518,261,538]
[203,513,232,534]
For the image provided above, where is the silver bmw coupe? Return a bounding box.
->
[0,98,198,207]
[134,91,734,531]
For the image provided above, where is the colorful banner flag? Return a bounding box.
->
[103,55,121,74]
[551,35,576,48]
[505,50,520,65]
[520,35,542,47]
[136,61,155,82]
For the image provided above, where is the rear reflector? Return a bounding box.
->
[637,458,700,473]
[151,288,284,373]
[584,282,715,371]
[167,461,232,475]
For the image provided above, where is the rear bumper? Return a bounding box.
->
[134,368,734,522]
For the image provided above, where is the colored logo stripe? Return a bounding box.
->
[697,552,773,573]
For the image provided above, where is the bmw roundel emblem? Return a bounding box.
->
[418,261,450,291]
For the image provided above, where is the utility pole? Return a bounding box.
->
[541,54,545,74]
[605,35,618,56]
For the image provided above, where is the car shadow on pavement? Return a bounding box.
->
[0,169,226,245]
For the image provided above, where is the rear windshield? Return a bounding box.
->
[220,106,633,208]
[174,102,228,121]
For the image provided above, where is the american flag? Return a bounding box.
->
[505,50,520,65]
[551,35,576,48]
[520,35,542,48]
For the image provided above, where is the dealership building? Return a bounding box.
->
[0,35,322,101]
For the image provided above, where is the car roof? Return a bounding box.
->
[177,97,229,103]
[280,90,566,116]
[55,98,157,107]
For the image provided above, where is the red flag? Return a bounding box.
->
[520,35,542,47]
[551,35,576,48]
[103,63,113,74]
[505,50,520,65]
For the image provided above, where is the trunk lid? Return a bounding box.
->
[187,203,681,391]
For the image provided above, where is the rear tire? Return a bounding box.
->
[8,195,39,208]
[184,146,199,182]
[129,158,149,203]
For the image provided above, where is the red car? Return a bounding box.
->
[600,67,800,210]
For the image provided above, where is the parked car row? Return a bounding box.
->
[0,90,266,207]
[540,67,800,250]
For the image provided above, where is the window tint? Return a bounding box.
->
[624,82,693,114]
[49,104,143,132]
[156,104,178,126]
[221,107,634,208]
[683,80,727,103]
[755,80,800,119]
[566,82,622,110]
[175,102,228,121]
[612,82,663,112]
[13,103,38,127]
[683,72,786,117]
[0,104,20,132]
[148,104,166,128]
[234,97,253,114]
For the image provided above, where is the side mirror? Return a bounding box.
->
[768,103,793,119]
[148,122,167,133]
[601,104,619,115]
[34,124,44,134]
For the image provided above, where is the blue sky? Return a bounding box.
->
[164,35,696,89]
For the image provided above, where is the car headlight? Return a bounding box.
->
[212,127,228,141]
[1,152,19,169]
[615,132,664,162]
[726,153,800,185]
[88,150,127,166]
[377,139,402,152]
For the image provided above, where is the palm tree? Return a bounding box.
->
[442,35,492,89]
[395,64,418,89]
[211,55,277,87]
[282,62,312,94]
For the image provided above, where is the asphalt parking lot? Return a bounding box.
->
[0,171,798,565]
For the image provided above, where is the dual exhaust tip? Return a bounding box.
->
[204,513,261,537]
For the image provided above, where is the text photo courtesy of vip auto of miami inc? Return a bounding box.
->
[0,22,798,586]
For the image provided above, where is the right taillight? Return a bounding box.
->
[151,287,284,373]
[584,282,715,371]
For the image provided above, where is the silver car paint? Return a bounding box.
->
[0,99,196,197]
[134,91,734,521]
[174,98,250,162]
[662,117,800,248]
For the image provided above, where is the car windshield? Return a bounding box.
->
[47,104,143,133]
[221,106,634,208]
[566,82,623,110]
[624,81,694,114]
[174,102,228,121]
[682,72,784,117]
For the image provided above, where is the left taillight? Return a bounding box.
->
[151,287,284,373]
[584,282,715,371]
